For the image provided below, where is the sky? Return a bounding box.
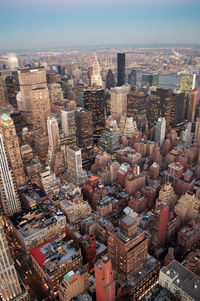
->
[0,0,200,50]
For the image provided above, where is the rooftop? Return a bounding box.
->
[161,260,200,300]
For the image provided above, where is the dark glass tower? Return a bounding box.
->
[83,89,105,143]
[106,69,115,90]
[117,53,125,86]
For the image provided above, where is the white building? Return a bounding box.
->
[90,53,102,88]
[110,85,129,123]
[159,260,200,301]
[0,129,21,216]
[155,117,166,147]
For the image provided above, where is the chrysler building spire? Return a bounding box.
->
[90,53,102,88]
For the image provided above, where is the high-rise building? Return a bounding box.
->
[65,145,87,185]
[30,87,51,133]
[75,108,95,169]
[0,114,26,187]
[61,108,77,146]
[48,83,64,102]
[95,256,115,301]
[108,213,148,279]
[155,117,166,147]
[148,88,174,128]
[188,88,198,123]
[142,73,159,87]
[5,71,20,109]
[84,89,105,143]
[106,69,115,90]
[90,53,102,88]
[128,70,137,87]
[0,78,7,106]
[110,85,129,123]
[0,129,21,215]
[0,220,29,301]
[18,67,47,113]
[194,117,200,144]
[127,91,147,130]
[150,202,169,249]
[47,116,61,168]
[117,53,125,86]
[7,53,19,70]
[180,74,196,92]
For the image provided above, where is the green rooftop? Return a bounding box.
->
[1,113,11,121]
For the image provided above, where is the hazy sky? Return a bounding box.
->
[1,0,200,50]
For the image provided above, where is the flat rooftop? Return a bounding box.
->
[161,260,200,300]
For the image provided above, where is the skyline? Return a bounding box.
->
[1,0,200,51]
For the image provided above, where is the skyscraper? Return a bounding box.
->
[18,67,47,124]
[0,114,26,187]
[61,108,77,145]
[127,91,147,130]
[0,129,21,216]
[84,89,105,143]
[117,53,125,86]
[90,53,102,88]
[110,85,129,123]
[30,87,51,133]
[7,53,19,70]
[142,73,159,87]
[75,108,95,169]
[194,117,200,144]
[128,70,137,86]
[95,256,115,301]
[180,74,196,92]
[47,116,60,162]
[65,145,87,185]
[155,117,166,147]
[188,88,198,123]
[0,219,28,300]
[106,69,115,90]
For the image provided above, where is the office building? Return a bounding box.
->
[127,91,147,130]
[40,166,60,195]
[61,108,77,146]
[7,52,19,70]
[180,73,196,92]
[32,132,49,163]
[106,69,115,89]
[30,87,51,133]
[117,53,125,86]
[58,268,89,301]
[83,89,105,143]
[0,113,26,187]
[108,213,148,279]
[188,88,198,123]
[155,117,166,147]
[194,117,200,144]
[95,256,115,301]
[17,67,47,121]
[90,53,102,87]
[0,129,21,216]
[175,191,200,224]
[48,83,63,102]
[128,70,137,87]
[11,206,66,251]
[159,260,200,301]
[47,116,60,161]
[98,127,120,156]
[0,78,7,106]
[75,108,94,169]
[110,85,129,123]
[30,236,82,290]
[65,146,87,185]
[142,73,159,87]
[0,220,29,301]
[150,202,169,249]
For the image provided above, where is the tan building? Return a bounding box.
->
[30,87,51,133]
[158,182,176,210]
[60,199,92,227]
[0,113,26,186]
[110,85,129,123]
[175,191,200,224]
[58,268,89,301]
[18,67,47,112]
